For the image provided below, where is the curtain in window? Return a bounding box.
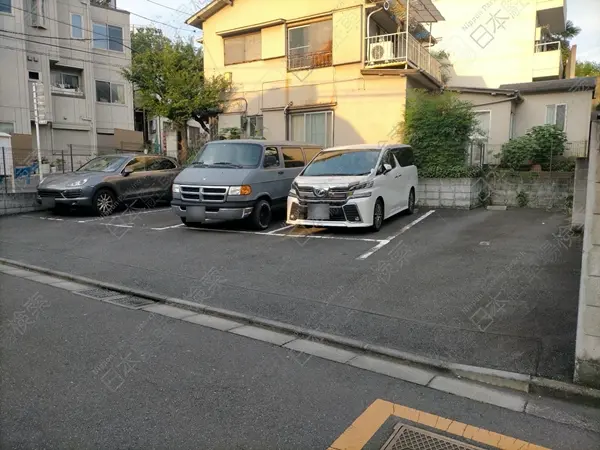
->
[545,105,555,125]
[306,113,327,147]
[290,114,305,142]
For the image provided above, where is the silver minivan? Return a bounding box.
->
[171,139,322,230]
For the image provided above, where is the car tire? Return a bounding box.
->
[371,198,384,232]
[181,217,202,228]
[407,188,415,215]
[93,189,117,216]
[249,199,271,230]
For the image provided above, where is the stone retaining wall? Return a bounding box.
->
[417,178,483,209]
[1,193,46,216]
[488,172,574,209]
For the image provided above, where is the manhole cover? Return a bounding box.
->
[104,296,156,309]
[74,288,126,300]
[381,424,485,450]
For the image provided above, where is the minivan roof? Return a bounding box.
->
[208,139,321,147]
[322,143,411,152]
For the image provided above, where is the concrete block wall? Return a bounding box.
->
[489,172,574,209]
[576,120,600,388]
[572,158,589,229]
[417,178,482,209]
[1,193,46,216]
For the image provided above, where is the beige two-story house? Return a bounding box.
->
[186,0,446,148]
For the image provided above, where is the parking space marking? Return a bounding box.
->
[151,223,185,231]
[356,210,436,260]
[104,224,133,229]
[266,224,294,234]
[328,398,549,450]
[76,207,171,223]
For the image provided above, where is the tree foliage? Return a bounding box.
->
[123,27,231,162]
[499,124,567,170]
[545,20,581,74]
[400,89,478,172]
[576,60,600,77]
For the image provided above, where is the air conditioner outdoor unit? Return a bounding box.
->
[369,41,394,63]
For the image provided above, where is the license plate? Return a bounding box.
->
[308,204,330,220]
[41,197,56,208]
[187,206,206,222]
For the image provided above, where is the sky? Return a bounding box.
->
[118,0,600,63]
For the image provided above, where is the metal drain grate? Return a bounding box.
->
[104,296,156,309]
[381,425,485,450]
[74,288,126,300]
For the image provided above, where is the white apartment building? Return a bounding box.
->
[434,0,569,88]
[0,0,135,160]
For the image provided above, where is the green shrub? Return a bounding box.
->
[528,125,567,165]
[516,190,528,207]
[541,156,576,172]
[418,165,483,178]
[499,135,535,170]
[401,89,478,170]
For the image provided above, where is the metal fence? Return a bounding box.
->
[468,140,589,167]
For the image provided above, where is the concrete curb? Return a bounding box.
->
[2,256,599,408]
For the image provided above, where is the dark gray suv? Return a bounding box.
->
[36,154,181,216]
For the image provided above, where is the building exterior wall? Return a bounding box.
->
[514,90,593,147]
[0,0,134,154]
[432,0,563,88]
[456,92,514,145]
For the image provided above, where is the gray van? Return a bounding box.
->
[171,139,322,230]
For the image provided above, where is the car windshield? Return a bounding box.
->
[77,156,128,172]
[193,143,262,168]
[301,149,380,176]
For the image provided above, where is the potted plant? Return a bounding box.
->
[55,158,65,172]
[40,157,50,175]
[49,161,57,173]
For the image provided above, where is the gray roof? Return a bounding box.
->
[499,77,597,94]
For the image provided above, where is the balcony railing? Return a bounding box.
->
[365,32,442,83]
[287,50,333,71]
[534,40,561,53]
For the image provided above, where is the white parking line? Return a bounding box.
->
[356,210,436,260]
[151,224,185,231]
[265,225,294,234]
[77,207,171,223]
[104,224,133,229]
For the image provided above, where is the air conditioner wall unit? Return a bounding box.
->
[369,41,394,63]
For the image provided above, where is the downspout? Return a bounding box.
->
[284,102,293,140]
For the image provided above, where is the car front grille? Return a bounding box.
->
[297,185,349,203]
[38,189,83,199]
[289,203,362,223]
[180,185,228,203]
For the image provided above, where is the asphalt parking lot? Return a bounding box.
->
[0,204,582,381]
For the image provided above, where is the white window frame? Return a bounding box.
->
[545,103,567,131]
[30,0,46,28]
[290,110,334,148]
[92,22,124,52]
[71,13,84,39]
[95,79,125,104]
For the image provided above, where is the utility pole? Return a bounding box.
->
[32,81,47,182]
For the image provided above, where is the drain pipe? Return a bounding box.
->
[284,102,293,140]
[366,6,383,41]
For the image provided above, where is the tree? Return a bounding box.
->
[123,27,231,162]
[545,20,581,76]
[576,60,600,77]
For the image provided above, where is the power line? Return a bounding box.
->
[0,32,131,62]
[143,0,194,16]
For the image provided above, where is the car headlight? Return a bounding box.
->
[66,178,88,187]
[350,180,374,191]
[229,185,252,196]
[172,184,181,194]
[289,181,299,198]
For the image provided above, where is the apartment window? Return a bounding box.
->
[30,0,46,28]
[0,122,14,134]
[473,111,491,141]
[224,32,261,65]
[288,20,333,70]
[0,0,11,14]
[52,72,80,91]
[28,71,40,80]
[96,80,124,104]
[71,13,83,38]
[545,104,567,131]
[290,111,333,148]
[246,115,263,137]
[93,22,123,52]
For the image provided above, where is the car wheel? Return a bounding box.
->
[371,199,384,232]
[93,189,117,216]
[249,199,271,230]
[407,188,415,215]
[181,217,202,228]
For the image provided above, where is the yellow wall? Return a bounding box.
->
[201,0,409,146]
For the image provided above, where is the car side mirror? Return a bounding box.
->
[122,167,133,177]
[382,163,393,174]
